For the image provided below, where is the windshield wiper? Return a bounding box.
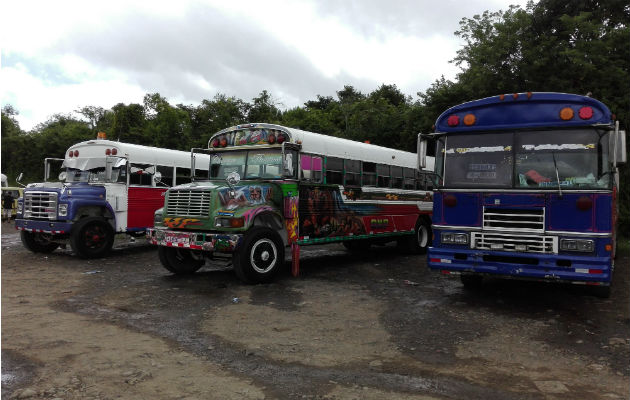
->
[552,152,562,197]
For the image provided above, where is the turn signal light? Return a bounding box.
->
[463,114,476,126]
[444,194,457,207]
[579,106,593,120]
[447,115,460,127]
[576,196,593,211]
[560,107,574,120]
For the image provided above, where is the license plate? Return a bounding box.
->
[165,233,190,245]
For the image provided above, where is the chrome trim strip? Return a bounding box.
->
[432,225,612,238]
[547,231,612,238]
[432,225,482,231]
[435,189,612,194]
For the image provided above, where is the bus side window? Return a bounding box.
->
[403,168,416,190]
[176,167,191,185]
[301,155,323,183]
[195,168,209,180]
[130,163,154,186]
[345,159,360,186]
[157,165,174,186]
[362,162,376,186]
[391,166,403,189]
[326,157,343,184]
[377,164,390,188]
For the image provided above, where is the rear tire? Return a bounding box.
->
[70,217,114,259]
[20,231,59,253]
[158,246,204,274]
[233,227,285,284]
[398,217,431,254]
[589,284,611,299]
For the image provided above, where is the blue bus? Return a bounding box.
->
[418,92,626,297]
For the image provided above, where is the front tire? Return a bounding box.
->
[158,246,204,274]
[233,227,285,284]
[70,217,114,259]
[461,274,483,290]
[20,231,59,253]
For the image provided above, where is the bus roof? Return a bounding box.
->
[435,92,613,134]
[65,139,201,168]
[212,123,432,170]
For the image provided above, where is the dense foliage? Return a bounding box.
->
[2,0,628,229]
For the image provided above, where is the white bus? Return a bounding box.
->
[15,133,209,258]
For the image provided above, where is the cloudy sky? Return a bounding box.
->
[1,0,530,131]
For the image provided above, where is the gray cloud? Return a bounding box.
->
[311,0,524,38]
[47,5,365,108]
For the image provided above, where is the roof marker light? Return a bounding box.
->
[579,106,593,120]
[526,92,533,99]
[74,150,79,157]
[447,115,460,127]
[463,114,476,126]
[560,107,574,121]
[105,149,112,156]
[513,93,519,100]
[499,94,505,101]
[69,151,74,158]
[111,148,117,155]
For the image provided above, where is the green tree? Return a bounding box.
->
[247,90,282,123]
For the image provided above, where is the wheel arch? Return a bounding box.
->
[73,204,116,231]
[250,211,288,247]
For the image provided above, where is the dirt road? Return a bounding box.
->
[2,222,629,399]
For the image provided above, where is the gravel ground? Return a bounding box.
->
[2,222,629,400]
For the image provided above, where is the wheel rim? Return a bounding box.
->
[250,238,277,274]
[417,225,429,248]
[83,224,107,249]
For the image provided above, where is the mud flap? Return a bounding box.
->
[291,242,300,277]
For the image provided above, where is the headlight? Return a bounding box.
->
[17,202,23,214]
[441,232,469,245]
[560,239,594,252]
[58,203,68,217]
[215,217,244,228]
[154,211,164,225]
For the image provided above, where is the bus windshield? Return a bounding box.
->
[210,149,284,180]
[65,166,125,183]
[441,129,611,189]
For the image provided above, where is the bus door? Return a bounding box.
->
[105,156,129,232]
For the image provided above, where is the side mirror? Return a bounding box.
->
[226,171,241,186]
[283,152,295,177]
[16,173,25,188]
[154,171,162,184]
[417,134,427,169]
[616,130,627,165]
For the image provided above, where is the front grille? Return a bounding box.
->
[24,191,58,220]
[483,207,544,232]
[167,190,212,217]
[472,232,557,254]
